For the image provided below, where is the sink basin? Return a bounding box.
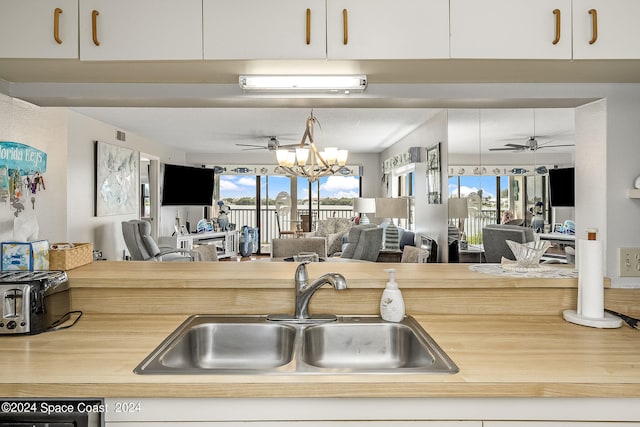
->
[135,315,458,375]
[135,316,296,374]
[302,321,439,371]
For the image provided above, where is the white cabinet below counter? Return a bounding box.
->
[0,0,78,58]
[326,0,449,59]
[79,0,202,60]
[203,0,326,60]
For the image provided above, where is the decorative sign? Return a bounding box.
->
[382,147,421,174]
[0,141,47,174]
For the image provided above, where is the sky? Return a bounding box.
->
[448,175,509,200]
[219,174,360,200]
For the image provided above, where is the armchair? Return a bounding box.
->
[122,220,200,261]
[305,217,354,256]
[482,224,534,263]
[341,224,383,262]
[271,237,327,259]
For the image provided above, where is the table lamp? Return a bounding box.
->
[375,197,409,250]
[448,197,468,249]
[353,197,376,225]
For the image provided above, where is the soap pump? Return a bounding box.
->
[380,268,405,322]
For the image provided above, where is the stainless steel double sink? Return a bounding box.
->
[135,315,458,375]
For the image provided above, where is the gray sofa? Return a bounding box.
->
[482,224,534,263]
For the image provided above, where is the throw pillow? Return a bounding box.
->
[326,231,346,256]
[401,245,430,263]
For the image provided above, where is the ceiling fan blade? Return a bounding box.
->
[240,147,266,151]
[537,144,575,149]
[489,146,525,151]
[235,143,265,148]
[504,143,527,148]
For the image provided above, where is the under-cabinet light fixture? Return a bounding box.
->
[239,75,367,94]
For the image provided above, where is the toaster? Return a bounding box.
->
[0,270,69,335]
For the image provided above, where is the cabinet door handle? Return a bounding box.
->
[306,8,311,45]
[552,8,561,45]
[588,8,598,44]
[91,10,100,46]
[53,7,63,44]
[342,9,348,45]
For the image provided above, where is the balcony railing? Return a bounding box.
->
[226,205,353,245]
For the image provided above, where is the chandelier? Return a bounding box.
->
[275,111,349,182]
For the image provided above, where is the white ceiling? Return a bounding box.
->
[70,105,576,156]
[70,107,441,154]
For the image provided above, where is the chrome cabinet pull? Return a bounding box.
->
[306,8,311,45]
[92,10,100,46]
[342,9,348,45]
[552,9,561,45]
[53,7,63,44]
[588,8,598,44]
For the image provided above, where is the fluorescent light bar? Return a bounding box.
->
[239,75,367,93]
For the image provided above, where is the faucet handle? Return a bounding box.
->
[295,261,309,284]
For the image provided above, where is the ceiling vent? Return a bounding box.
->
[116,130,126,142]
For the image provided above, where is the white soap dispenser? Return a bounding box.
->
[380,268,405,322]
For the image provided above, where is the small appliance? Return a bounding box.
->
[0,270,69,335]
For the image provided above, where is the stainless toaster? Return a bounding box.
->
[0,270,69,335]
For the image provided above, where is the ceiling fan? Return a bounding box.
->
[235,136,299,151]
[489,136,574,152]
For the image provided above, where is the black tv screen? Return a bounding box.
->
[161,164,215,206]
[548,167,575,207]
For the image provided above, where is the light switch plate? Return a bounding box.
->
[619,247,640,277]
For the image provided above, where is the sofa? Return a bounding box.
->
[305,217,355,256]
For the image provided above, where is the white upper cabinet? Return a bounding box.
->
[79,0,203,61]
[203,0,326,60]
[0,0,78,58]
[573,0,640,59]
[326,0,449,60]
[450,0,572,59]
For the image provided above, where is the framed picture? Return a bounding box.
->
[95,141,139,216]
[426,142,441,204]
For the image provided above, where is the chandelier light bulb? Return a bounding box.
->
[276,149,290,166]
[295,147,309,166]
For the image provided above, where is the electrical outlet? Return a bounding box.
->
[619,247,640,277]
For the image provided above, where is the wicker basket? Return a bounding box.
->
[49,242,93,270]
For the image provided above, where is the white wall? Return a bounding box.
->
[66,110,187,260]
[381,110,449,261]
[0,94,68,243]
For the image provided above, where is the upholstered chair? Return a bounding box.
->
[482,224,535,263]
[341,224,383,262]
[271,237,328,259]
[121,220,199,261]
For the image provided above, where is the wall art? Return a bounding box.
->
[95,141,139,216]
[426,142,441,204]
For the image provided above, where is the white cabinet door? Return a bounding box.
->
[573,0,640,59]
[326,0,449,60]
[79,0,202,60]
[203,0,326,60]
[0,0,78,58]
[450,0,572,59]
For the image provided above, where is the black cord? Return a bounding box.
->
[46,310,83,332]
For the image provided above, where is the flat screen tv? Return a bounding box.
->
[548,167,575,207]
[161,163,215,206]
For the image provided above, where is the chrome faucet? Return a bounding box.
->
[268,262,348,323]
